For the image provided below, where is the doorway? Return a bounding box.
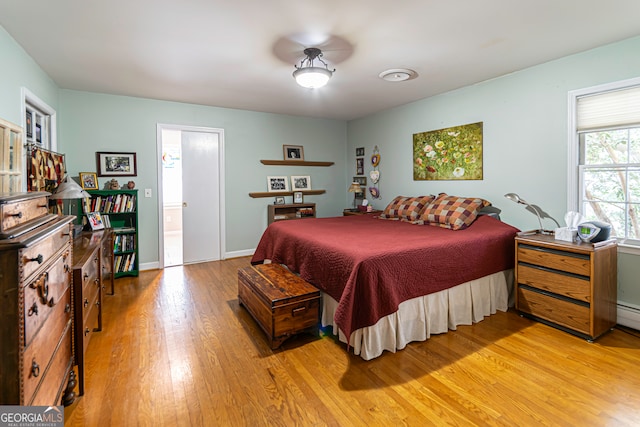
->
[157,124,225,268]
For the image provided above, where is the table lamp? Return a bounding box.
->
[50,175,92,234]
[504,192,555,234]
[348,182,362,210]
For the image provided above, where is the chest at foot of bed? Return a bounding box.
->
[238,263,320,349]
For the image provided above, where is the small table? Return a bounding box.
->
[343,209,382,216]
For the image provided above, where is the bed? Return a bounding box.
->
[251,194,519,359]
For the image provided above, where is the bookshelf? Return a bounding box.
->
[82,189,139,277]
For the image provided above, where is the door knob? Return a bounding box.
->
[182,202,187,207]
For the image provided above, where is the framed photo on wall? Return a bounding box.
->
[283,145,304,161]
[96,152,137,177]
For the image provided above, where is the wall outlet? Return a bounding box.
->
[144,188,152,198]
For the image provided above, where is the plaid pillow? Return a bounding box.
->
[421,193,484,230]
[380,195,434,222]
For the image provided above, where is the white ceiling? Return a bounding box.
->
[2,1,640,121]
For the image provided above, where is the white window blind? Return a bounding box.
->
[577,85,640,132]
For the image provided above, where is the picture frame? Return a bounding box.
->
[274,196,285,205]
[353,176,367,186]
[79,172,98,190]
[25,111,33,138]
[290,175,311,191]
[356,158,364,175]
[356,147,365,156]
[267,176,290,192]
[86,211,105,231]
[293,191,303,204]
[283,145,304,161]
[96,152,137,177]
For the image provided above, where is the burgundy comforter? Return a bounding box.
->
[251,214,518,341]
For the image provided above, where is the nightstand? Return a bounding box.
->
[343,209,382,216]
[515,232,617,341]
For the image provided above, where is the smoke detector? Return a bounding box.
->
[378,68,418,82]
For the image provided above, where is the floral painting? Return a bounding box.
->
[413,122,483,181]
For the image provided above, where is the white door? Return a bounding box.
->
[181,131,220,264]
[159,125,225,267]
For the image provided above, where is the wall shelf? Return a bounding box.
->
[249,189,326,198]
[260,160,334,167]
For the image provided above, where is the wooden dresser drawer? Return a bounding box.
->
[22,287,72,404]
[24,253,72,346]
[20,226,72,281]
[29,324,73,406]
[0,194,49,235]
[517,244,590,276]
[80,300,101,355]
[518,287,590,335]
[517,264,591,303]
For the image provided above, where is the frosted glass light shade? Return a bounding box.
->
[293,67,332,89]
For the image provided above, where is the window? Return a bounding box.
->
[569,78,640,248]
[0,118,23,192]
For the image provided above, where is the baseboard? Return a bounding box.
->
[225,249,255,259]
[617,303,640,331]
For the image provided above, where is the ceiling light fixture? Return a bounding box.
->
[378,68,418,82]
[293,47,335,89]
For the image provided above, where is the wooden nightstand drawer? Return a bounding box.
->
[518,287,590,335]
[517,244,590,276]
[517,264,591,302]
[515,233,617,340]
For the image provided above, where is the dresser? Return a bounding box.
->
[0,192,76,406]
[515,233,617,341]
[72,229,112,395]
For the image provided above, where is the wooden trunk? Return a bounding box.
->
[238,263,320,349]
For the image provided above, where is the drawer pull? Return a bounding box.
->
[30,272,50,305]
[28,302,38,316]
[47,297,55,307]
[292,306,307,316]
[84,298,89,308]
[83,272,89,281]
[65,304,71,313]
[29,254,44,264]
[31,359,40,378]
[84,328,90,337]
[10,211,23,219]
[94,278,100,286]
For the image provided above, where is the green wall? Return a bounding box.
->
[58,90,348,264]
[347,35,640,309]
[0,26,59,127]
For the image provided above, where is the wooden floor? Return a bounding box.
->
[64,256,640,426]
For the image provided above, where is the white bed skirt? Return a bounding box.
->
[321,269,514,360]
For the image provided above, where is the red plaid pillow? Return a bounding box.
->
[421,193,484,230]
[380,195,434,222]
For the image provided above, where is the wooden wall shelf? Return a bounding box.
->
[260,160,334,167]
[249,189,326,198]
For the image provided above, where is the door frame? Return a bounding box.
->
[156,123,226,269]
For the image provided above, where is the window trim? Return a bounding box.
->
[568,76,640,255]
